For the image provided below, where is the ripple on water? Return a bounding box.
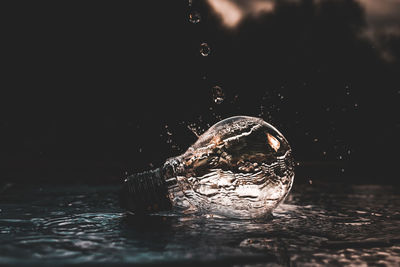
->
[0,184,399,265]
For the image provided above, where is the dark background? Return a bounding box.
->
[1,0,399,185]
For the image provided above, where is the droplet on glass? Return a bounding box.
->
[189,12,201,24]
[200,42,210,56]
[212,85,225,104]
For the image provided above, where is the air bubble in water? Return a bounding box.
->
[189,12,201,24]
[212,86,225,104]
[200,43,210,56]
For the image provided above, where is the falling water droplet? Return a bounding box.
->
[189,12,201,24]
[188,0,193,7]
[212,86,225,104]
[200,43,210,56]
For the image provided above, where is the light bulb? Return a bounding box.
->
[120,116,295,219]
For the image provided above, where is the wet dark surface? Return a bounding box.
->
[0,182,399,266]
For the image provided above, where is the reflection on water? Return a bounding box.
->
[0,183,399,265]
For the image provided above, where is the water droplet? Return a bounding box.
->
[314,138,319,142]
[188,0,192,7]
[309,179,313,185]
[187,124,200,138]
[200,43,210,56]
[212,86,225,104]
[189,12,201,24]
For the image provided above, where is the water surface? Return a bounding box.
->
[0,182,399,266]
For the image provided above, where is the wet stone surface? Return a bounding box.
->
[0,182,399,266]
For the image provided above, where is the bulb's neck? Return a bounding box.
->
[120,168,172,214]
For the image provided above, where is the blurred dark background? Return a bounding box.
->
[1,0,399,185]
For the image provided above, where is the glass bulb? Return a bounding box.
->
[120,116,295,219]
